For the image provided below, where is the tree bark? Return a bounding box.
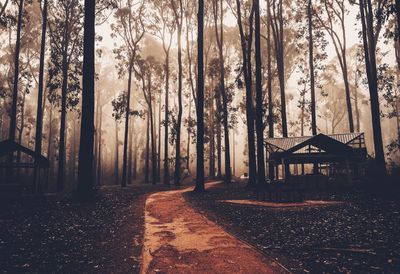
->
[359,0,386,175]
[236,0,257,185]
[164,50,170,185]
[254,0,265,184]
[195,0,205,192]
[77,0,95,197]
[174,1,183,186]
[308,0,317,136]
[121,61,133,187]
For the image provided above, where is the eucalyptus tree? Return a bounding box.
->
[111,0,145,187]
[254,0,265,184]
[149,0,176,184]
[34,0,49,192]
[169,0,184,185]
[358,0,387,176]
[231,0,257,185]
[8,0,24,148]
[315,0,354,133]
[47,0,83,191]
[270,0,288,137]
[212,0,231,184]
[195,0,205,192]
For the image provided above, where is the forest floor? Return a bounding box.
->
[184,182,400,273]
[0,183,177,273]
[141,181,285,274]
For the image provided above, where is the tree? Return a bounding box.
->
[315,0,354,133]
[254,0,265,184]
[212,0,231,184]
[307,0,317,136]
[150,0,176,185]
[76,0,95,198]
[34,0,49,192]
[195,0,205,192]
[232,0,257,186]
[111,0,145,187]
[8,0,24,144]
[170,0,184,186]
[48,0,83,191]
[358,0,386,175]
[270,0,288,137]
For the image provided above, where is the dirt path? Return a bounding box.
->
[141,183,286,274]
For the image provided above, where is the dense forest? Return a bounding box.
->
[0,0,399,196]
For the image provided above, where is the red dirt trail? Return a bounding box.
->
[140,183,287,274]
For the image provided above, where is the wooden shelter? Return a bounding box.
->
[265,133,368,183]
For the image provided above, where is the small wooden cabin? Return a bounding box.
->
[265,133,369,183]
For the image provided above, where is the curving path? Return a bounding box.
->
[140,182,286,274]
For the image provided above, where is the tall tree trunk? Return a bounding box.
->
[216,97,222,178]
[157,91,161,181]
[148,75,156,185]
[57,49,68,192]
[342,56,354,133]
[33,0,48,192]
[254,0,265,184]
[145,112,150,183]
[271,0,287,137]
[77,0,95,197]
[97,105,103,186]
[213,0,231,183]
[236,0,257,185]
[164,51,170,185]
[195,0,205,192]
[115,119,119,185]
[308,0,317,136]
[8,0,24,143]
[266,0,274,179]
[121,62,133,187]
[128,118,133,184]
[7,0,24,178]
[186,98,191,171]
[359,0,386,175]
[209,79,215,178]
[174,18,183,186]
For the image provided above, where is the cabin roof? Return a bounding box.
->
[265,132,364,152]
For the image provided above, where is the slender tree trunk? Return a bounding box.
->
[8,0,24,143]
[145,113,150,184]
[115,120,119,185]
[121,62,133,187]
[236,0,257,185]
[128,118,133,184]
[57,50,68,192]
[213,0,231,183]
[174,22,183,186]
[308,0,317,136]
[359,0,386,175]
[209,79,215,178]
[33,0,48,191]
[157,91,161,181]
[164,51,170,185]
[216,95,222,178]
[148,76,157,185]
[271,0,287,137]
[266,0,274,180]
[97,105,102,186]
[254,0,265,184]
[195,0,205,192]
[186,98,191,171]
